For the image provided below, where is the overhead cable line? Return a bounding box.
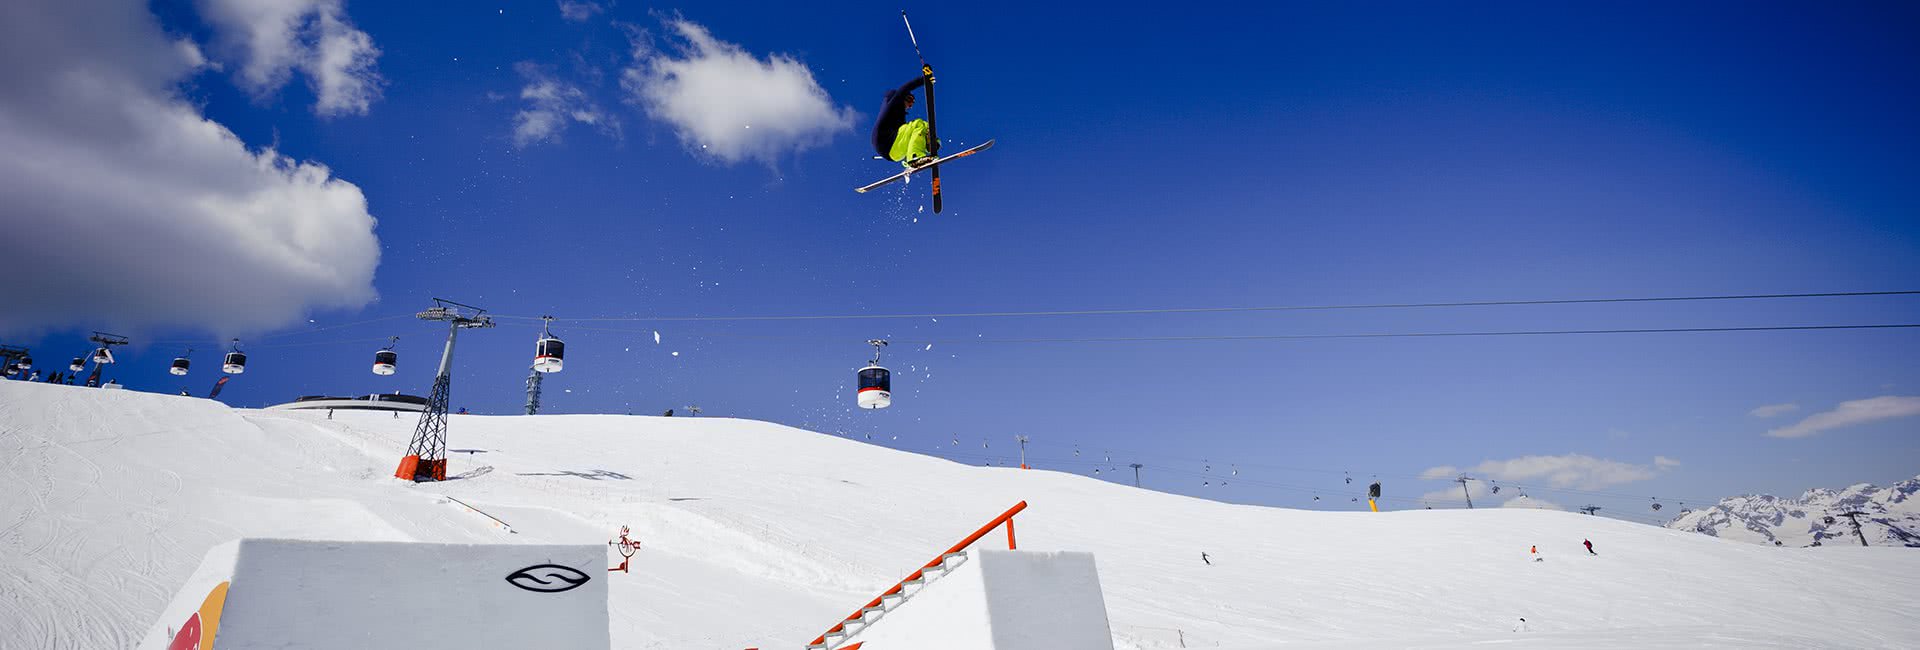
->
[492,322,1920,344]
[489,289,1920,323]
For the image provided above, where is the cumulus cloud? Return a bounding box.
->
[1418,453,1675,505]
[1749,403,1799,418]
[558,1,604,22]
[196,0,384,116]
[0,0,380,336]
[513,62,619,148]
[1765,396,1920,439]
[1500,495,1564,511]
[621,18,854,165]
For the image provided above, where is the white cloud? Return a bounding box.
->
[0,0,380,336]
[1749,403,1799,418]
[513,62,619,148]
[558,1,604,22]
[1500,495,1563,511]
[1765,396,1920,439]
[621,18,854,165]
[196,0,384,116]
[1418,453,1674,506]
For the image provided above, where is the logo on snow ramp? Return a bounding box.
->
[506,564,592,593]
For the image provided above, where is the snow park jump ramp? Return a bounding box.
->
[5,381,1920,648]
[135,539,608,649]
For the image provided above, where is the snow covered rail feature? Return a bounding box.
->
[808,501,1027,649]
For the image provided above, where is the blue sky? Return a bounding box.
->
[4,1,1918,522]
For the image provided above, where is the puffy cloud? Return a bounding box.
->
[1749,403,1799,418]
[621,18,854,165]
[557,1,604,22]
[1418,453,1673,505]
[513,62,619,148]
[1765,396,1920,439]
[196,0,384,116]
[0,0,380,336]
[1500,495,1564,511]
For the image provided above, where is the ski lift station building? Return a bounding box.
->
[266,393,428,414]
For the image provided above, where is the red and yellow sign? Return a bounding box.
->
[167,581,229,650]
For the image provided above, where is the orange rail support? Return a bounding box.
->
[807,501,1028,647]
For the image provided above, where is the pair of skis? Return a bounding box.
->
[854,12,992,214]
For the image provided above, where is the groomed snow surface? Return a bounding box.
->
[2,380,1916,649]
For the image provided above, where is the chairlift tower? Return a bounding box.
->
[87,332,130,385]
[394,299,493,482]
[0,345,29,378]
[525,364,543,415]
[1456,475,1476,509]
[1838,510,1871,547]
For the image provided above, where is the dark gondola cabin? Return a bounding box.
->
[534,336,564,373]
[372,349,397,375]
[15,356,28,370]
[857,365,891,409]
[223,351,247,374]
[533,317,564,373]
[170,355,191,376]
[69,357,84,372]
[91,347,114,365]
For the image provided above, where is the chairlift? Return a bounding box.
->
[170,349,192,376]
[856,339,890,409]
[222,339,247,374]
[533,316,564,373]
[372,337,398,376]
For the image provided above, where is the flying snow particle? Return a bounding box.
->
[671,351,679,356]
[924,344,933,351]
[654,331,661,344]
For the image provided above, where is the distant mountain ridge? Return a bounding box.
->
[1665,474,1920,548]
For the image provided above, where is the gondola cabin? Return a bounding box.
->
[372,349,397,375]
[170,356,191,376]
[69,357,84,372]
[533,336,564,373]
[92,347,114,365]
[223,350,247,374]
[857,364,891,409]
[15,356,28,371]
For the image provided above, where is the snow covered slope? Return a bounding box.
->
[4,380,1919,648]
[1665,476,1920,548]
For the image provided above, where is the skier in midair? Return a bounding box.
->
[871,76,937,168]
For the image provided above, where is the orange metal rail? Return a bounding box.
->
[807,501,1028,647]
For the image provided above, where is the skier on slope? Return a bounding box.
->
[871,76,938,168]
[1583,539,1596,555]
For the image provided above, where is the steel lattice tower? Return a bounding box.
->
[524,364,543,415]
[395,299,492,482]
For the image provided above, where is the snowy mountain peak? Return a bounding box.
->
[1666,475,1920,548]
